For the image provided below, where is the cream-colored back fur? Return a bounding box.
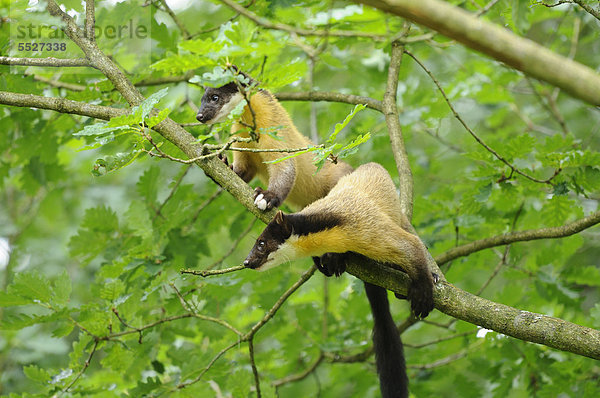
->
[299,163,425,274]
[231,90,353,210]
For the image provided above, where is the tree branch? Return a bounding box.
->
[0,91,126,120]
[354,0,600,106]
[345,256,600,359]
[384,40,414,220]
[435,210,600,265]
[45,0,276,224]
[0,56,92,67]
[85,0,96,42]
[275,90,383,112]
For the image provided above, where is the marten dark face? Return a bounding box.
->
[196,82,244,125]
[244,211,295,271]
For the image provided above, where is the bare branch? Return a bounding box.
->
[0,56,91,67]
[0,91,126,120]
[176,340,241,390]
[190,188,224,225]
[157,0,191,39]
[85,0,96,41]
[248,265,317,336]
[61,339,99,394]
[384,40,413,219]
[404,330,474,349]
[218,0,389,40]
[275,91,383,112]
[273,353,325,387]
[436,211,600,265]
[248,338,262,397]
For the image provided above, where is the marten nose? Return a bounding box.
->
[196,112,205,122]
[243,259,250,267]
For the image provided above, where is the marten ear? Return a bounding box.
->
[274,210,285,225]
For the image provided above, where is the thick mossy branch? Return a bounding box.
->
[355,0,600,106]
[345,256,600,360]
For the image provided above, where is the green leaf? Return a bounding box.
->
[23,365,51,384]
[92,150,144,176]
[51,270,71,308]
[326,104,367,144]
[337,132,371,159]
[0,290,32,306]
[147,107,170,128]
[134,87,169,122]
[100,279,126,302]
[10,272,53,304]
[73,123,131,137]
[137,165,161,204]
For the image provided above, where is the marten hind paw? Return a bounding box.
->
[253,188,281,211]
[408,281,434,319]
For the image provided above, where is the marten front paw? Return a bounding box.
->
[253,187,281,211]
[408,279,434,319]
[313,256,334,277]
[217,153,232,169]
[319,253,347,277]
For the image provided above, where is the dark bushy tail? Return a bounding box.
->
[364,282,408,398]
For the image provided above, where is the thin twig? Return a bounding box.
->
[154,164,193,220]
[218,0,388,40]
[205,218,258,270]
[475,0,501,16]
[273,353,325,387]
[190,188,223,224]
[247,265,317,336]
[60,339,99,395]
[180,264,246,277]
[176,340,241,390]
[248,338,262,397]
[157,0,191,39]
[404,330,474,349]
[405,50,560,186]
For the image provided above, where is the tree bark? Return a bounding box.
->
[355,0,600,106]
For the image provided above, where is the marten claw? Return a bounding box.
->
[217,153,232,169]
[318,253,347,277]
[253,187,281,211]
[408,280,434,319]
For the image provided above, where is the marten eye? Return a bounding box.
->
[211,94,219,102]
[257,240,265,252]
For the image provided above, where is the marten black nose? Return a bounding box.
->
[243,260,250,267]
[196,112,205,122]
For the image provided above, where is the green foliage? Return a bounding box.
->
[1,0,600,397]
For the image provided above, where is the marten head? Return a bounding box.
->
[196,67,256,124]
[244,211,297,271]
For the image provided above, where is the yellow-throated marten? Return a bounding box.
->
[196,72,353,211]
[244,162,437,398]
